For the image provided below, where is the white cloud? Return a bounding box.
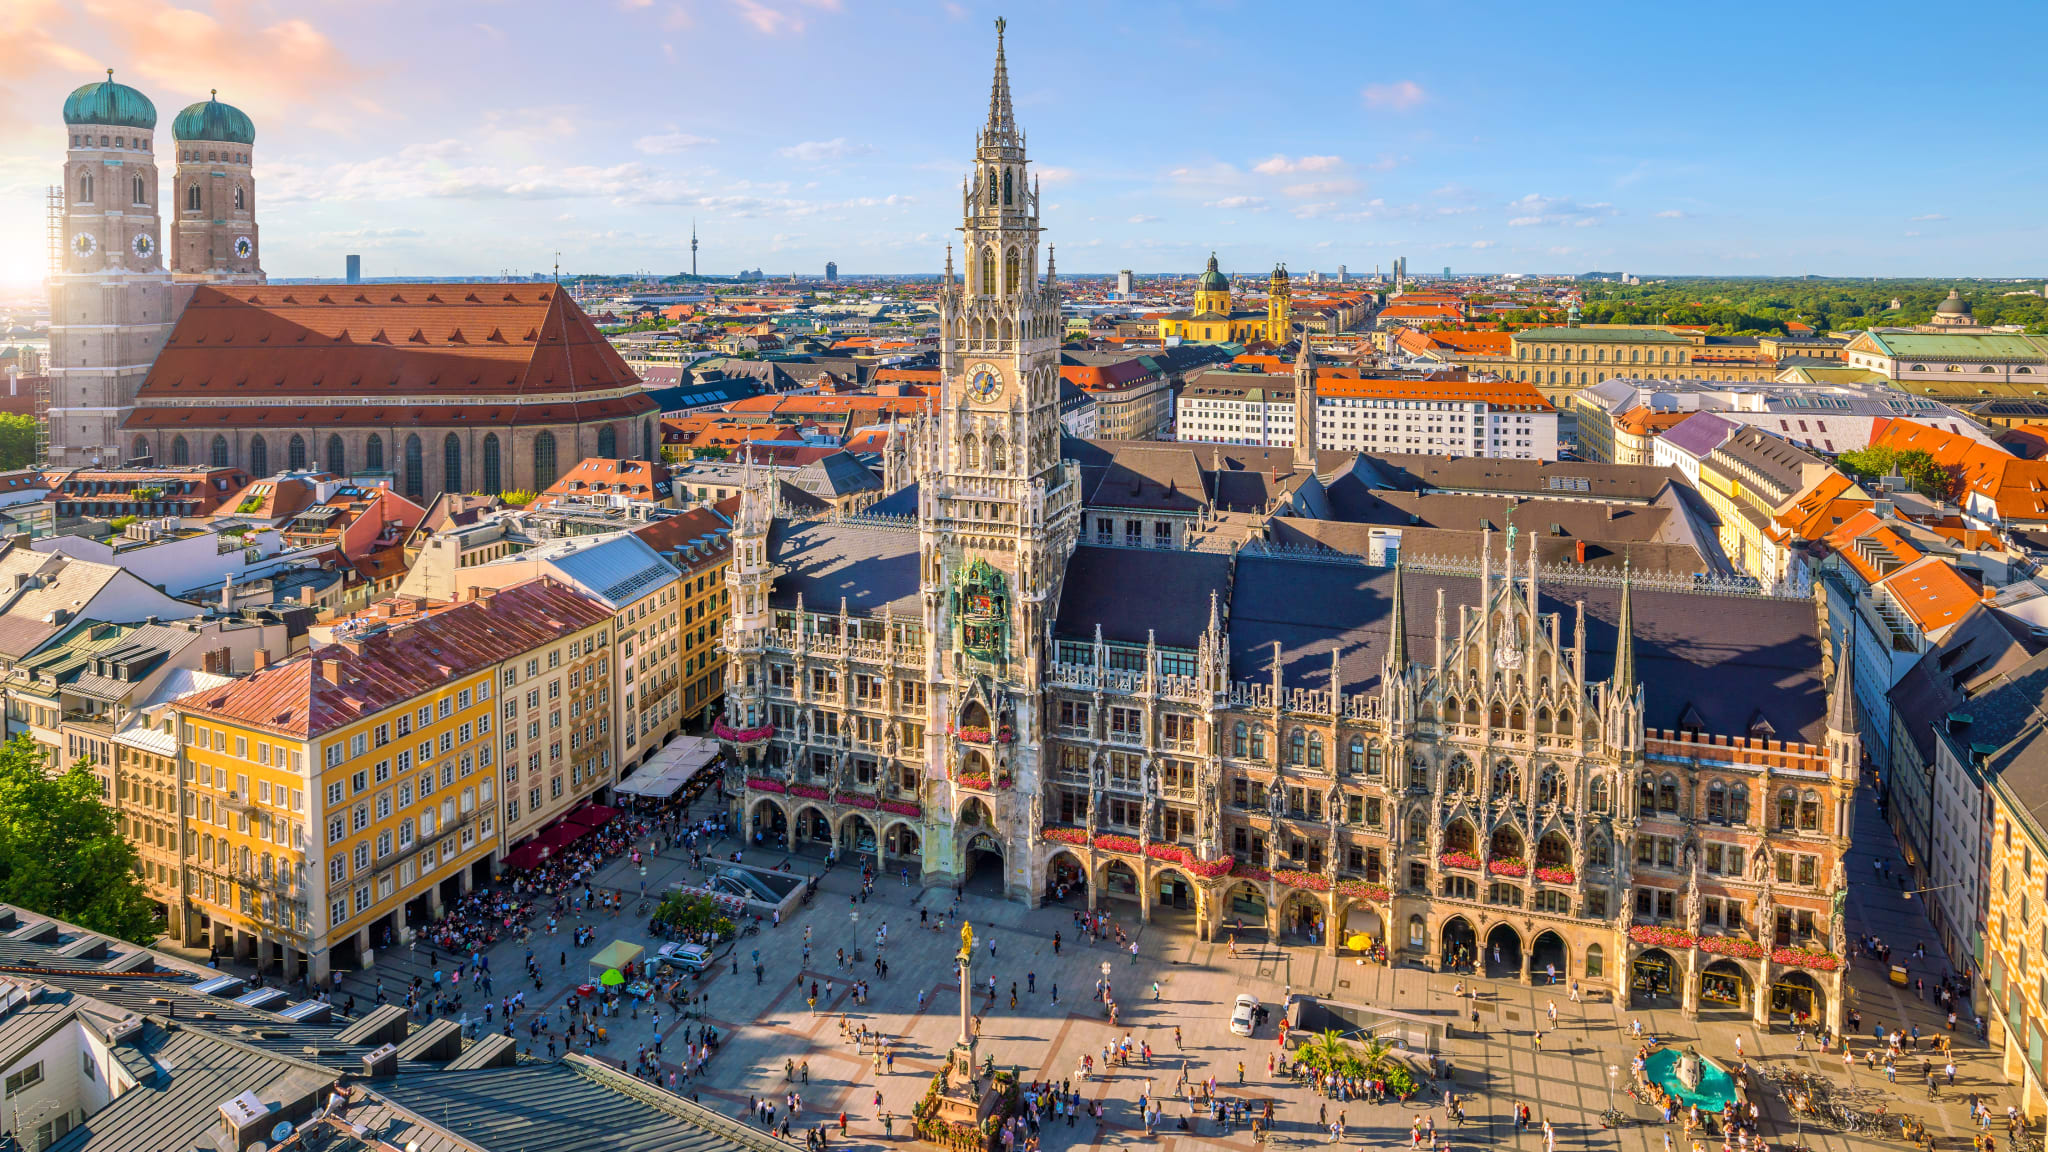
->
[1167,162,1242,186]
[1505,193,1618,228]
[1910,213,1948,222]
[1361,80,1426,110]
[1468,240,1494,249]
[1204,196,1268,211]
[1366,153,1409,172]
[635,132,718,154]
[1903,230,1922,238]
[1284,179,1359,199]
[1128,214,1160,224]
[1035,166,1077,186]
[778,138,874,162]
[1253,154,1343,175]
[1655,210,1686,219]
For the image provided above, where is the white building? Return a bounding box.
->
[1176,368,1559,460]
[1577,377,1993,457]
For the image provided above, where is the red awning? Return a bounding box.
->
[567,803,620,829]
[503,842,548,871]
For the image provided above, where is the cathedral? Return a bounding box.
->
[717,21,1856,1030]
[1155,254,1292,345]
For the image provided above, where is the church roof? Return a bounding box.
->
[172,94,255,145]
[63,72,155,129]
[1054,545,1230,650]
[765,518,921,617]
[1197,253,1229,291]
[132,284,650,409]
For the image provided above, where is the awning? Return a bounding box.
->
[614,736,722,798]
[567,803,620,829]
[503,842,549,871]
[589,939,643,977]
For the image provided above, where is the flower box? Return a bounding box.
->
[1273,869,1331,892]
[1230,864,1273,883]
[1041,826,1088,846]
[714,718,774,744]
[1534,866,1576,885]
[1188,856,1234,879]
[1093,834,1141,855]
[1487,858,1528,878]
[746,777,786,794]
[996,727,1016,743]
[882,800,922,818]
[956,726,992,744]
[1698,936,1768,960]
[1336,880,1391,902]
[787,783,829,801]
[955,774,993,791]
[1440,851,1482,871]
[1628,924,1698,949]
[1772,946,1840,972]
[1145,842,1193,866]
[838,793,880,810]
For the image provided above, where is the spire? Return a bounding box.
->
[1045,245,1056,287]
[1613,558,1637,701]
[985,18,1017,146]
[1387,556,1409,673]
[1830,630,1860,735]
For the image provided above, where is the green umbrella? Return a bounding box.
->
[600,968,625,986]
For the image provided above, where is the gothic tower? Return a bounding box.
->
[1292,334,1318,471]
[49,72,174,468]
[1267,264,1291,342]
[920,18,1082,899]
[171,92,264,284]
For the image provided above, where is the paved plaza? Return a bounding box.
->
[203,776,2011,1152]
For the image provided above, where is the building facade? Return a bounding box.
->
[169,93,264,284]
[718,24,1855,1029]
[1177,368,1560,460]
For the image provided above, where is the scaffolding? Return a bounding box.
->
[39,186,61,466]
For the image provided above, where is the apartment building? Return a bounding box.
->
[169,577,612,981]
[1175,368,1559,460]
[633,506,734,729]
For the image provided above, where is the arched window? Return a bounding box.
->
[234,185,245,211]
[1707,780,1727,822]
[210,435,228,467]
[961,434,979,469]
[1492,760,1518,798]
[1583,943,1604,978]
[248,436,268,477]
[403,434,423,500]
[987,435,1006,471]
[980,248,996,294]
[286,433,307,471]
[1232,722,1247,758]
[1776,787,1798,829]
[131,436,148,464]
[326,435,345,474]
[1004,250,1020,295]
[186,184,199,211]
[1307,733,1323,768]
[1730,784,1750,825]
[80,173,93,203]
[1248,726,1265,761]
[443,433,462,494]
[1799,790,1821,831]
[1637,773,1657,812]
[171,435,189,466]
[532,431,558,489]
[365,434,384,473]
[1657,774,1680,813]
[1348,737,1365,774]
[133,174,146,204]
[597,424,616,458]
[482,433,502,494]
[1001,168,1012,206]
[1590,776,1609,813]
[1288,729,1305,765]
[986,166,998,205]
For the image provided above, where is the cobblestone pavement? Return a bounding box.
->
[191,779,2018,1152]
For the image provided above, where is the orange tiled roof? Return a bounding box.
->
[1316,376,1551,410]
[1882,556,1980,633]
[1871,418,2048,519]
[1613,406,1696,437]
[1771,471,1869,543]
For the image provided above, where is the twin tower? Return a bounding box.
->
[50,72,265,468]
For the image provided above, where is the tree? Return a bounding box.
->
[0,415,37,471]
[0,736,159,943]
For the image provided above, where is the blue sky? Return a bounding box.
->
[2,0,2043,284]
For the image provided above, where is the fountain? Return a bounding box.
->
[1644,1044,1738,1111]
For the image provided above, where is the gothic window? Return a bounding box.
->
[80,173,93,203]
[186,184,199,212]
[132,175,146,204]
[171,435,188,466]
[287,434,307,471]
[1001,168,1012,206]
[132,436,148,463]
[1249,727,1265,761]
[403,434,423,501]
[1637,773,1656,812]
[1657,774,1680,813]
[1707,781,1727,822]
[986,166,998,206]
[210,435,228,468]
[1307,733,1323,769]
[1287,729,1305,765]
[1004,249,1020,295]
[1589,775,1610,813]
[482,434,502,494]
[532,431,558,489]
[1729,784,1750,825]
[1799,790,1821,831]
[234,186,245,211]
[987,435,1006,471]
[1447,757,1473,794]
[1348,737,1365,774]
[364,434,384,473]
[980,248,996,294]
[444,433,463,494]
[1537,766,1562,806]
[1492,760,1518,798]
[597,424,617,458]
[326,435,345,474]
[248,436,268,477]
[1232,722,1247,758]
[955,559,1009,661]
[961,434,979,469]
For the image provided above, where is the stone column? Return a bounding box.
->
[1680,951,1701,1017]
[1138,868,1152,923]
[1752,963,1772,1027]
[1325,893,1340,955]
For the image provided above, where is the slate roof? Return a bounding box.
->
[765,519,920,617]
[1053,546,1231,649]
[790,451,882,500]
[1659,411,1739,461]
[1888,602,2046,768]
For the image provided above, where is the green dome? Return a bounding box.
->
[172,94,255,146]
[63,72,156,130]
[1197,252,1228,291]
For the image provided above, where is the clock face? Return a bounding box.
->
[233,236,253,259]
[966,364,1003,404]
[71,232,97,259]
[131,233,154,260]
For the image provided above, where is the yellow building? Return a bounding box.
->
[632,505,733,728]
[172,577,614,981]
[1157,255,1292,345]
[1982,774,2048,1126]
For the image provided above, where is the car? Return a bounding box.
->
[657,942,713,972]
[1229,994,1259,1036]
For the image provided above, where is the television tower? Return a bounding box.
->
[691,219,698,278]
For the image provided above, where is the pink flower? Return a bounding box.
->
[1534,866,1575,885]
[1440,852,1482,871]
[745,778,786,794]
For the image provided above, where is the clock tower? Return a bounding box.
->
[917,18,1081,899]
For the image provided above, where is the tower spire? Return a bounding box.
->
[1613,557,1637,701]
[1388,556,1408,673]
[985,18,1017,146]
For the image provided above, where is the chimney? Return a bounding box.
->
[466,585,481,602]
[317,658,345,683]
[361,1043,399,1078]
[221,572,235,611]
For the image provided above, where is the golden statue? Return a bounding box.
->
[959,921,974,958]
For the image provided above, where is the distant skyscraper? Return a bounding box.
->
[1117,269,1134,296]
[1337,265,1347,284]
[346,254,360,283]
[825,261,838,282]
[1443,266,1451,279]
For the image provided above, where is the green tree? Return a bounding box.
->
[0,736,159,942]
[0,415,37,470]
